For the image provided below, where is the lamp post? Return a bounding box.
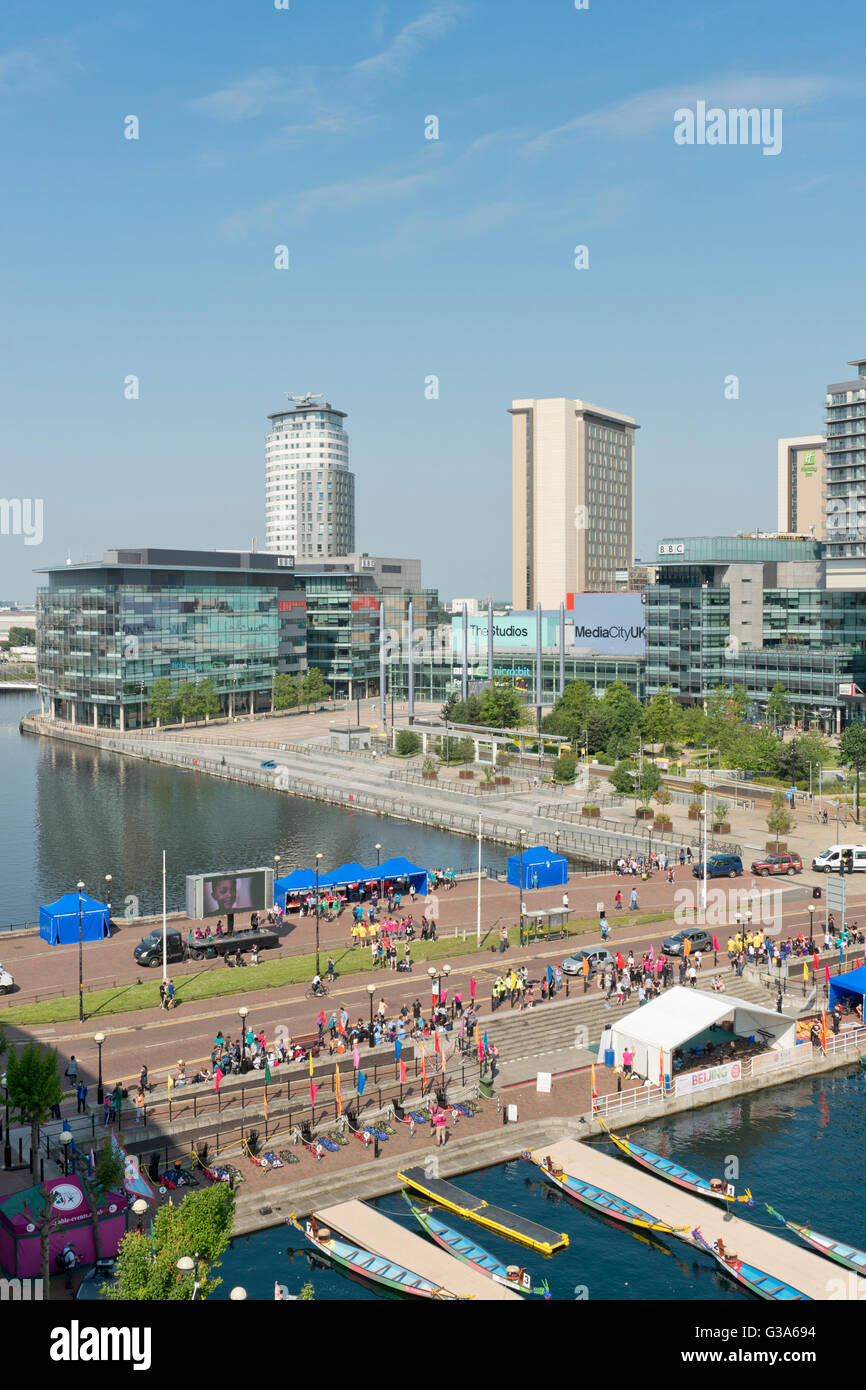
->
[517,830,525,935]
[315,852,323,978]
[367,983,375,1029]
[59,1130,72,1177]
[375,843,382,866]
[3,1073,12,1170]
[94,1032,105,1106]
[104,874,112,925]
[176,1253,201,1300]
[132,1197,148,1234]
[808,902,816,949]
[76,879,85,1022]
[238,1006,249,1068]
[229,1287,248,1301]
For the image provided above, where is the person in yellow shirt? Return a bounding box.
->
[358,922,368,945]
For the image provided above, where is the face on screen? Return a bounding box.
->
[201,873,265,916]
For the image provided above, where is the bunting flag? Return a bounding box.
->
[309,1053,314,1078]
[590,1064,598,1114]
[263,1087,268,1122]
[803,963,809,984]
[265,1057,272,1085]
[659,1055,666,1096]
[483,1030,489,1054]
[214,1066,223,1093]
[335,1065,342,1117]
[469,977,476,999]
[167,1075,173,1096]
[825,965,831,983]
[357,1071,367,1097]
[798,928,804,944]
[820,1010,828,1056]
[310,1081,318,1107]
[713,935,719,951]
[434,1029,440,1055]
[813,952,819,973]
[547,964,553,984]
[399,1059,407,1083]
[420,1047,427,1083]
[352,1043,360,1071]
[474,1023,479,1049]
[395,1038,402,1062]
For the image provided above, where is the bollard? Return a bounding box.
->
[374,1134,380,1159]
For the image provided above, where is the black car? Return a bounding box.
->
[661,928,714,956]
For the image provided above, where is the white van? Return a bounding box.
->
[812,844,866,872]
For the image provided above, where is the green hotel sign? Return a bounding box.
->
[800,451,817,476]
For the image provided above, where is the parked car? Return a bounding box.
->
[661,928,714,957]
[812,844,866,873]
[750,853,802,876]
[260,759,276,769]
[0,962,14,995]
[560,947,616,977]
[690,854,743,879]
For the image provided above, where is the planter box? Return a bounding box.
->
[688,808,701,820]
[713,822,731,834]
[766,841,787,852]
[479,782,496,791]
[494,777,510,786]
[654,818,673,831]
[635,808,653,820]
[458,769,474,780]
[581,806,600,818]
[422,772,438,781]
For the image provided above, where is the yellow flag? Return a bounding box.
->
[309,1052,314,1078]
[167,1075,173,1094]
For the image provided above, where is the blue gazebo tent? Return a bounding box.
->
[273,870,317,909]
[829,963,866,1011]
[506,845,568,890]
[38,893,110,946]
[375,857,428,893]
[318,862,373,889]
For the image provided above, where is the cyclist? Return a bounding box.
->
[311,973,325,996]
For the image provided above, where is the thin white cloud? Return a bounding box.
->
[221,163,443,238]
[0,37,80,95]
[354,0,464,78]
[526,74,836,153]
[191,71,287,121]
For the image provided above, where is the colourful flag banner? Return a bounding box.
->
[483,1030,488,1053]
[310,1081,318,1107]
[309,1052,314,1078]
[111,1132,155,1201]
[713,935,719,951]
[395,1038,402,1061]
[469,977,476,999]
[335,1065,342,1117]
[214,1066,223,1093]
[352,1043,360,1070]
[420,1048,427,1082]
[590,1064,598,1114]
[825,965,831,983]
[820,1010,828,1056]
[167,1075,173,1096]
[399,1060,407,1083]
[265,1057,272,1085]
[357,1071,367,1096]
[434,1029,440,1054]
[263,1087,268,1122]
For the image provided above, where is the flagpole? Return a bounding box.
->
[162,849,167,983]
[476,812,482,948]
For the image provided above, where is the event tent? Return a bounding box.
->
[0,1176,127,1278]
[318,862,374,889]
[597,985,797,1079]
[375,857,428,893]
[273,870,317,908]
[829,963,866,1010]
[506,845,568,890]
[38,893,110,946]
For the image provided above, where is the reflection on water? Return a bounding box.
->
[0,692,507,924]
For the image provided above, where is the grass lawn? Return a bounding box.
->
[0,911,674,1026]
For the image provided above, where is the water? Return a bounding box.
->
[215,1066,866,1300]
[0,691,508,926]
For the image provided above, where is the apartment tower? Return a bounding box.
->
[777,436,826,538]
[510,396,637,609]
[265,394,355,558]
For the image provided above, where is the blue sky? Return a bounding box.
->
[1,0,864,601]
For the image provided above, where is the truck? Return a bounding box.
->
[133,925,280,968]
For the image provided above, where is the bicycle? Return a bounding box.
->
[305,983,330,999]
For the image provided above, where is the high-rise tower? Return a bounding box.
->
[265,393,355,558]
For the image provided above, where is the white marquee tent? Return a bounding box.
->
[597,986,797,1080]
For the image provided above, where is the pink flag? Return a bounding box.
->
[713,935,720,951]
[310,1081,318,1106]
[825,965,831,983]
[214,1066,223,1093]
[352,1043,360,1070]
[399,1059,407,1083]
[470,977,476,999]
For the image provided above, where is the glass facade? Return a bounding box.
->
[825,359,866,559]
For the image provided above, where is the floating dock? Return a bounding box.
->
[314,1200,522,1301]
[538,1140,866,1301]
[399,1166,569,1255]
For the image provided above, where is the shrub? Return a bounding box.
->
[395,730,421,756]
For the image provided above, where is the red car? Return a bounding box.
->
[749,853,802,876]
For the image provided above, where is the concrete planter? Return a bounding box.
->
[654,818,673,831]
[479,782,497,791]
[713,822,731,834]
[458,769,475,780]
[766,841,787,852]
[635,807,653,820]
[422,772,438,781]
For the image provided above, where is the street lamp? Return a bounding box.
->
[94,1032,105,1106]
[517,830,525,933]
[808,903,816,948]
[238,1006,249,1068]
[132,1197,148,1233]
[375,844,382,866]
[315,853,323,978]
[366,983,375,1029]
[59,1129,72,1177]
[1,1072,10,1170]
[77,879,85,1023]
[104,875,112,925]
[176,1254,201,1300]
[229,1287,248,1301]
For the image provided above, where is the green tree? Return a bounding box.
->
[839,724,866,822]
[603,680,643,745]
[766,683,793,729]
[457,736,475,765]
[196,679,220,719]
[107,1186,235,1301]
[273,673,299,710]
[301,668,330,706]
[644,685,678,753]
[175,682,199,721]
[8,626,35,646]
[678,704,709,747]
[552,751,578,783]
[5,1042,62,1177]
[478,681,530,730]
[149,677,175,725]
[766,790,795,851]
[634,762,662,801]
[609,759,637,795]
[396,729,421,756]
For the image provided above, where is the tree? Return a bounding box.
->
[175,682,199,721]
[273,673,299,710]
[644,685,678,753]
[766,683,792,729]
[196,679,220,719]
[5,1042,62,1177]
[107,1186,235,1301]
[603,680,643,746]
[457,736,475,765]
[301,668,330,706]
[478,681,530,730]
[8,626,35,646]
[396,730,421,756]
[148,677,175,725]
[839,724,866,822]
[609,760,637,796]
[766,790,794,851]
[552,751,578,783]
[678,704,709,747]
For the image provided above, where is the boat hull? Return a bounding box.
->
[288,1215,456,1299]
[599,1120,750,1205]
[523,1149,677,1235]
[403,1194,534,1295]
[691,1228,810,1302]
